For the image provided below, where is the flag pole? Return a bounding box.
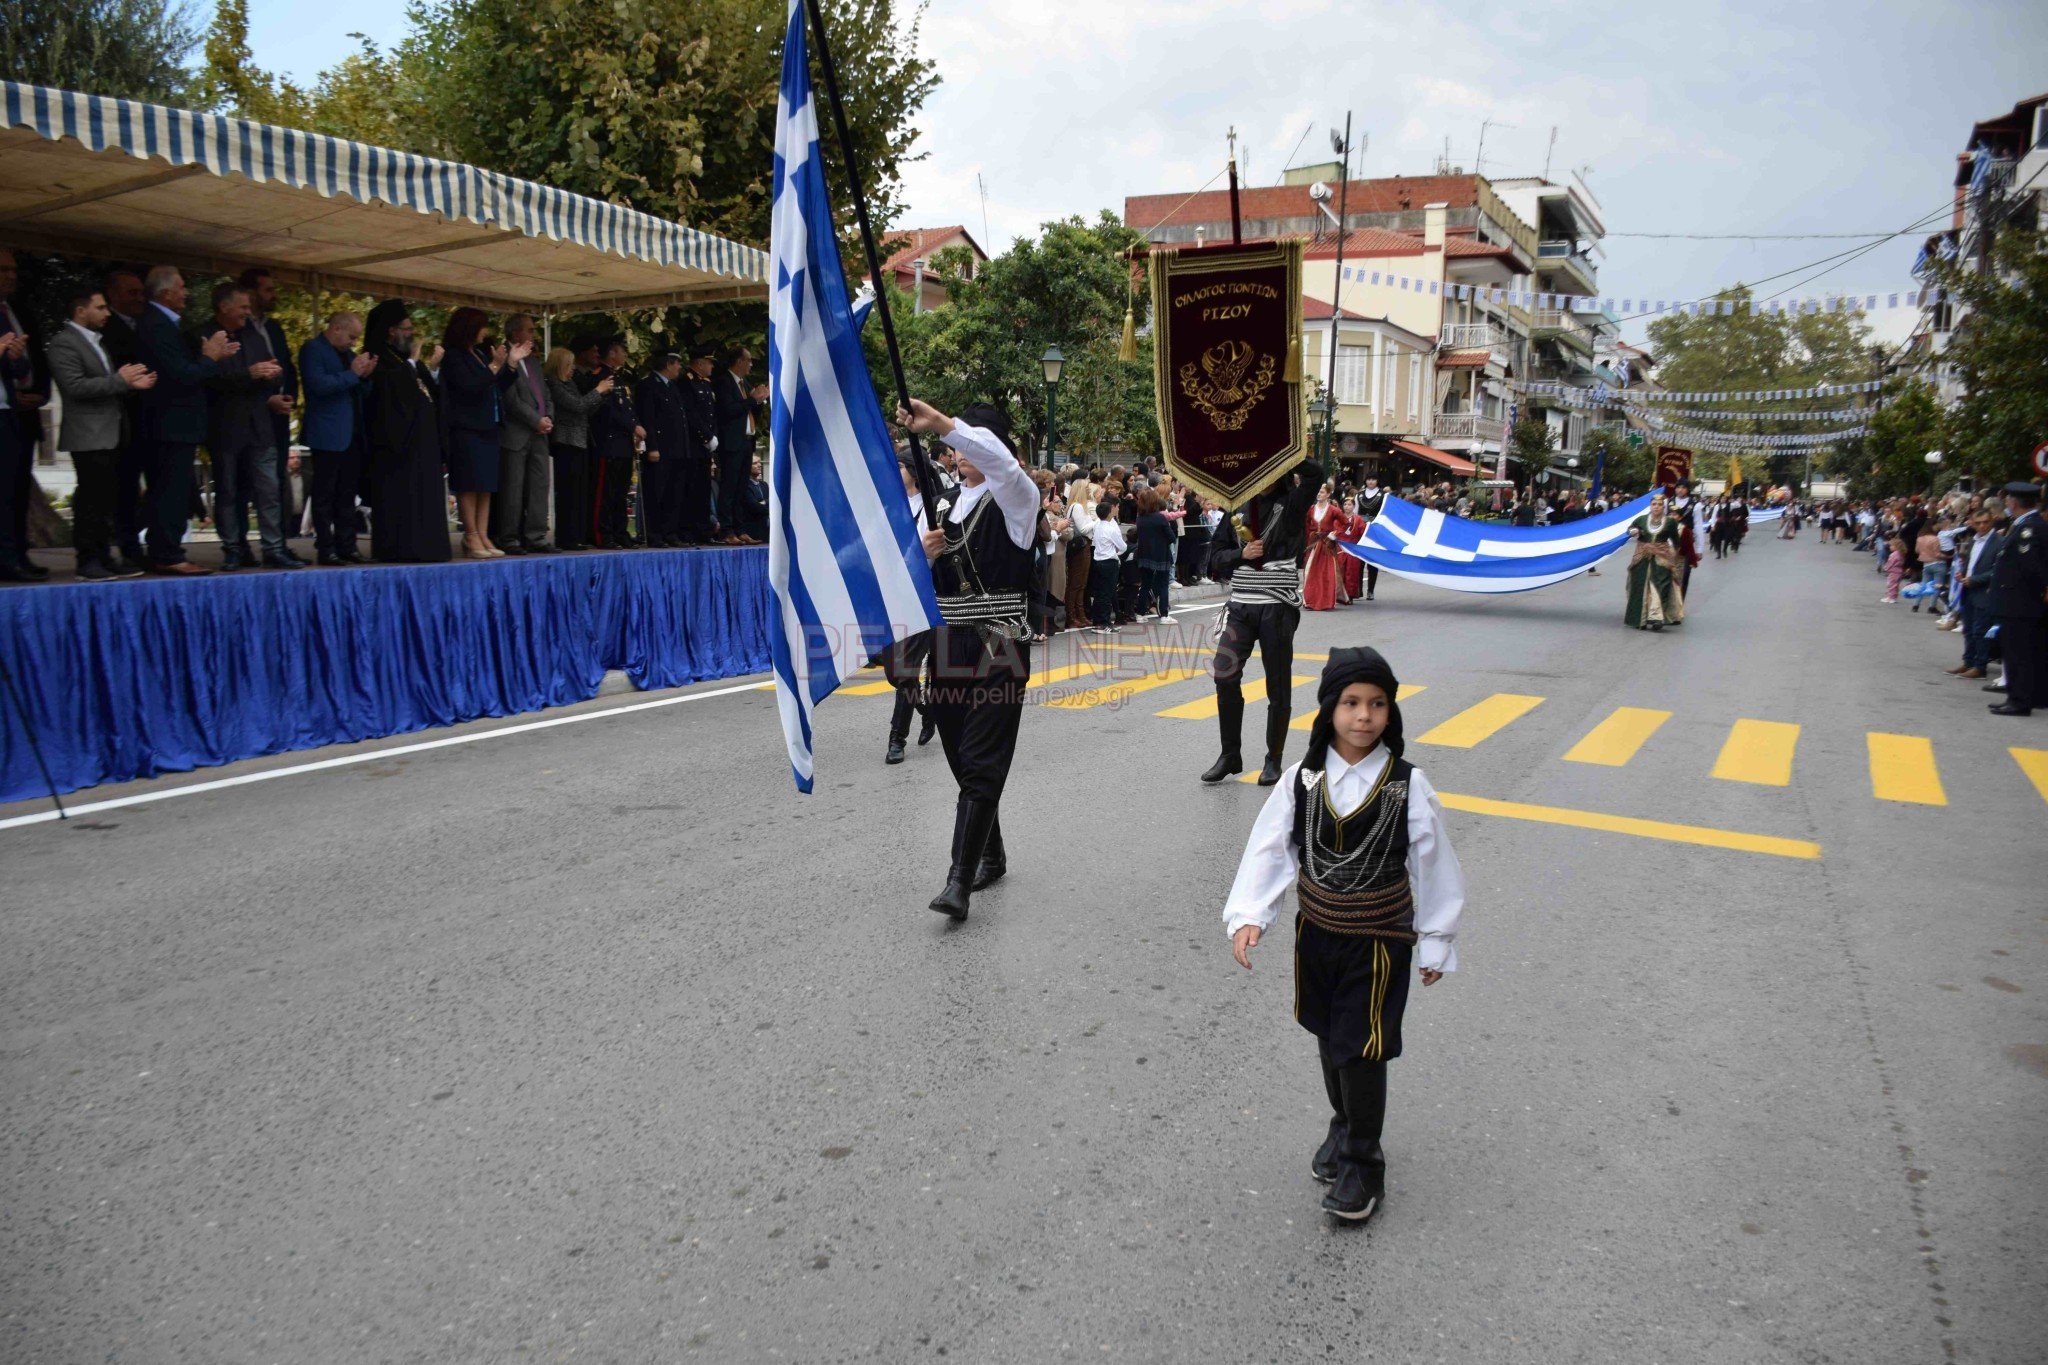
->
[799,0,940,530]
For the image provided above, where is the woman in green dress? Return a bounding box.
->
[1625,492,1687,630]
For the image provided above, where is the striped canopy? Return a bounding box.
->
[0,81,769,313]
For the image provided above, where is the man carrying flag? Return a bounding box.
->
[896,398,1042,920]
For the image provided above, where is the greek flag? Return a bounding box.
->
[767,0,941,793]
[1340,493,1654,594]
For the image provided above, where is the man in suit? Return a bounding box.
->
[635,351,690,547]
[492,313,556,554]
[679,346,720,544]
[1948,507,2001,681]
[99,268,151,572]
[134,266,236,575]
[47,288,157,579]
[0,247,50,582]
[1989,481,2048,717]
[584,336,642,548]
[298,310,377,565]
[203,282,299,570]
[713,343,768,545]
[239,269,300,538]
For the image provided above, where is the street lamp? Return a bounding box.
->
[1308,393,1333,471]
[1040,344,1065,469]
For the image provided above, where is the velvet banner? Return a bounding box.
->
[1148,239,1306,509]
[0,549,774,804]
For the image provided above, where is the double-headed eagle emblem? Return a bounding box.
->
[1179,339,1276,432]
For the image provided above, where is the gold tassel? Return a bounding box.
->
[1118,249,1139,362]
[1283,328,1302,384]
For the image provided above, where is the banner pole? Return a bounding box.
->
[800,0,940,530]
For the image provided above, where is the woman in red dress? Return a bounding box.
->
[1337,494,1367,604]
[1301,480,1342,611]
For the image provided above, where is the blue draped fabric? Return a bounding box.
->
[0,549,773,803]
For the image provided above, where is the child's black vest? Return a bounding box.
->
[1288,757,1417,942]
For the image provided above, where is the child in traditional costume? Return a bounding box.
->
[1223,647,1466,1223]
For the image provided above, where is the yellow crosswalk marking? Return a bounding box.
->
[1867,733,1947,805]
[838,660,1105,696]
[1437,792,1821,860]
[2008,747,2048,805]
[1711,719,1800,786]
[839,678,900,696]
[1562,707,1671,767]
[1415,693,1543,748]
[1045,668,1206,710]
[1289,682,1427,730]
[1159,675,1312,720]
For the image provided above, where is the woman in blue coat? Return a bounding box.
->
[438,307,521,558]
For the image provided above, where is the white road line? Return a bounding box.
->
[0,678,777,834]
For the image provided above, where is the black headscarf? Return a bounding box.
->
[1302,646,1404,773]
[959,402,1015,455]
[365,298,411,363]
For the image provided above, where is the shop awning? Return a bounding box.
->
[1390,438,1478,477]
[0,81,768,313]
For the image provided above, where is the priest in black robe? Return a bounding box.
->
[363,299,452,565]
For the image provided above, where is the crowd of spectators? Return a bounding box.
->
[0,249,774,583]
[1855,488,2032,701]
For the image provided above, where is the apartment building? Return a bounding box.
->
[1899,93,2047,404]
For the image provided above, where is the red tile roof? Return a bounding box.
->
[1391,439,1477,477]
[1126,175,1485,232]
[878,225,986,277]
[1300,297,1376,321]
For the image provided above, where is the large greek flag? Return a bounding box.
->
[768,0,940,793]
[1340,493,1654,594]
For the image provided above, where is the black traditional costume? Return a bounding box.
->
[1203,459,1325,785]
[1224,648,1466,1222]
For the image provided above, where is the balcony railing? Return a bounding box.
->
[1439,322,1508,352]
[1430,411,1505,445]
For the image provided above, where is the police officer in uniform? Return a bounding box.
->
[680,346,721,544]
[635,352,690,546]
[1203,458,1326,785]
[1988,480,2047,717]
[896,397,1042,921]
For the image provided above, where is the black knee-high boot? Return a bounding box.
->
[1323,1060,1387,1221]
[1202,682,1245,783]
[1257,700,1290,786]
[1313,1058,1347,1184]
[973,813,1006,890]
[929,796,996,921]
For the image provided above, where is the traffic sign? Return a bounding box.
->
[2032,441,2048,477]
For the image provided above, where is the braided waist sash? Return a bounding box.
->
[937,591,1030,638]
[1230,558,1302,608]
[1297,874,1417,941]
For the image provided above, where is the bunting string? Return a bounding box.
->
[1525,379,1883,404]
[1342,266,1944,319]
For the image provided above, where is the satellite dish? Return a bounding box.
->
[1308,181,1333,203]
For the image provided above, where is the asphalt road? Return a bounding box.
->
[3,531,2044,1364]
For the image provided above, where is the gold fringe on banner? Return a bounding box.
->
[1282,329,1301,384]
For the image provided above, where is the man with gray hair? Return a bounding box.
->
[298,309,378,564]
[491,313,555,553]
[135,265,237,574]
[204,282,298,569]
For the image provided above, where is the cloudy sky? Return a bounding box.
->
[248,0,2046,341]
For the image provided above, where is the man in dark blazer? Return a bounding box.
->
[713,343,768,544]
[492,313,556,554]
[0,246,49,581]
[100,267,151,571]
[679,346,720,544]
[584,336,642,548]
[635,351,691,547]
[1949,506,2002,681]
[1989,481,2048,717]
[206,282,298,569]
[298,309,377,564]
[47,287,156,579]
[135,266,237,575]
[239,269,300,537]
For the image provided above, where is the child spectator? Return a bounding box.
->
[1088,498,1126,632]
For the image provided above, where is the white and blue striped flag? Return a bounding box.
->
[767,0,941,793]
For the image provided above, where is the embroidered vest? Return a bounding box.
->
[934,491,1035,634]
[1289,757,1416,941]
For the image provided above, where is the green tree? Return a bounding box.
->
[0,0,202,102]
[880,213,1155,463]
[1930,228,2048,487]
[1507,413,1555,478]
[1853,378,1948,500]
[1578,425,1647,494]
[195,0,313,121]
[1644,285,1879,489]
